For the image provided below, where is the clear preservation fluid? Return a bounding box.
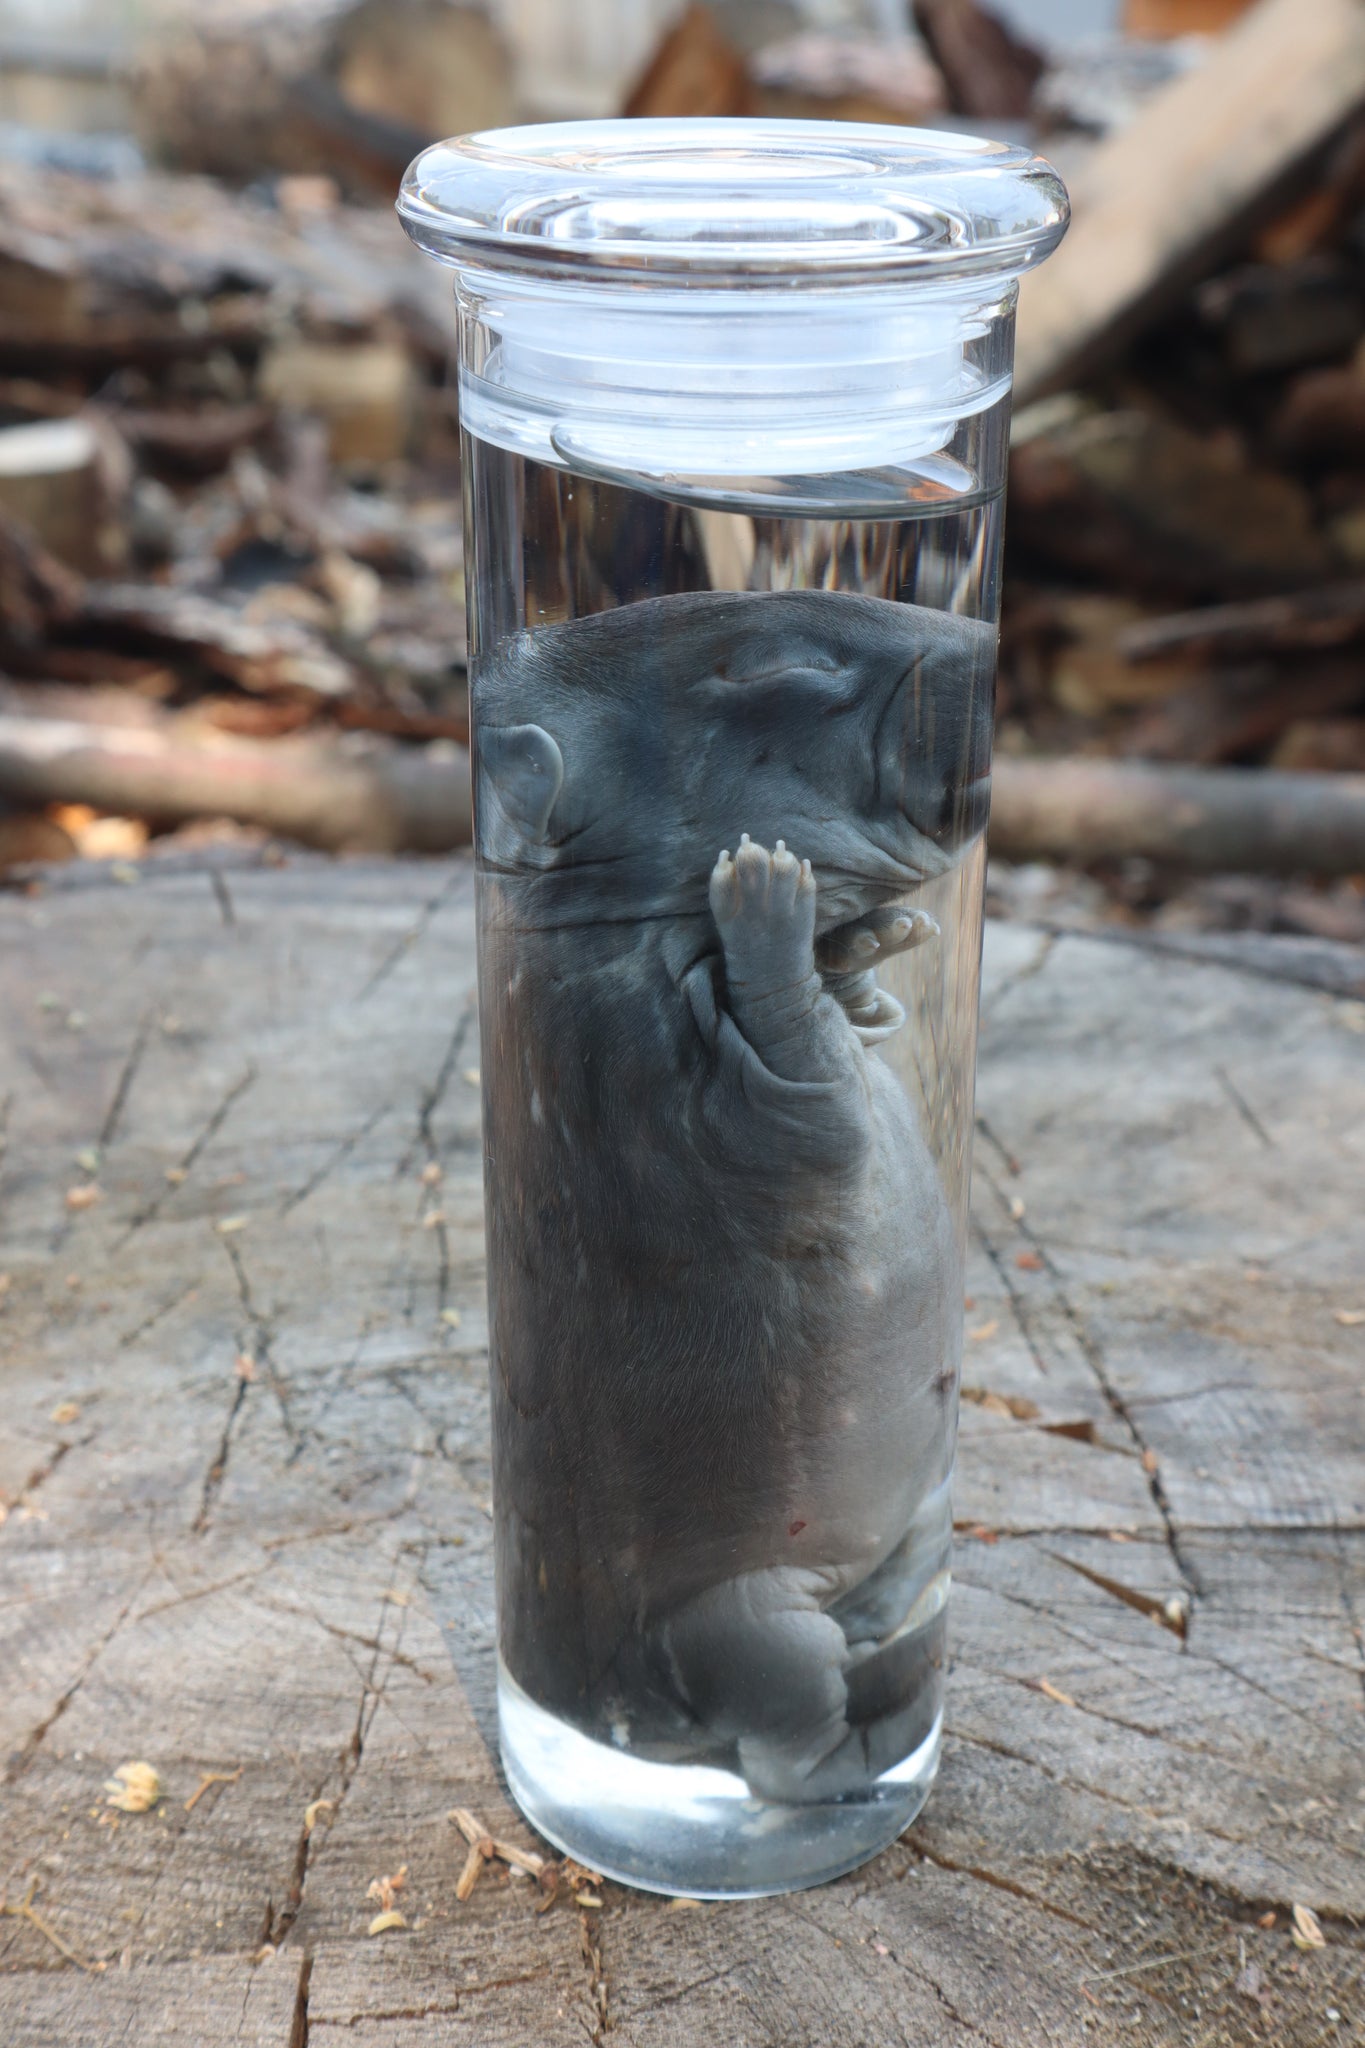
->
[465,438,999,1896]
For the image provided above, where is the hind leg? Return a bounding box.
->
[817,907,938,1044]
[655,1567,866,1801]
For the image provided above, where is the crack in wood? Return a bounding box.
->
[98,1011,153,1151]
[3,1573,148,1783]
[1213,1064,1275,1149]
[968,1216,1052,1378]
[118,1280,199,1351]
[208,867,236,929]
[288,1948,312,2048]
[973,1140,1203,1612]
[222,1236,299,1452]
[118,1065,256,1243]
[266,1552,420,1952]
[901,1832,1094,1929]
[279,1103,391,1216]
[191,1372,249,1537]
[308,1969,555,2031]
[355,867,467,1006]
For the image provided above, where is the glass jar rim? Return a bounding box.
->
[397,117,1068,288]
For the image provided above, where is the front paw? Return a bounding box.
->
[816,905,939,976]
[710,835,816,968]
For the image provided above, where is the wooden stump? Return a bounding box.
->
[1,854,1361,2044]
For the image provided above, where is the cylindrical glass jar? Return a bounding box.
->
[399,120,1067,1898]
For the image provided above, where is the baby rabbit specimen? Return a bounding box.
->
[475,587,994,1800]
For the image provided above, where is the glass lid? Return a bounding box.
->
[397,118,1069,286]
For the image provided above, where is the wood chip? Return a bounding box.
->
[50,1400,80,1424]
[366,1866,408,1913]
[184,1765,241,1812]
[235,1354,257,1381]
[64,1184,101,1211]
[967,1319,1001,1341]
[215,1215,248,1234]
[1037,1678,1078,1707]
[303,1798,334,1834]
[367,1909,407,1935]
[1291,1902,1327,1950]
[1141,1447,1159,1475]
[1008,1197,1026,1220]
[455,1840,487,1902]
[461,1067,480,1086]
[104,1761,162,1812]
[491,1838,547,1878]
[440,1308,462,1328]
[421,1161,443,1186]
[448,1807,486,1846]
[1015,1250,1044,1271]
[1334,1308,1365,1326]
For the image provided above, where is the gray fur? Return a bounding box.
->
[474,588,994,1800]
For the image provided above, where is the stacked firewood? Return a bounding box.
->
[0,0,1362,942]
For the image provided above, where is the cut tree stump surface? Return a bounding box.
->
[1,853,1361,2047]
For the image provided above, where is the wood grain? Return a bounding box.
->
[1,856,1360,2046]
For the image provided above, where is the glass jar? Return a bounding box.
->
[399,118,1067,1898]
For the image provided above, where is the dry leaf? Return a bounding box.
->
[1015,1250,1044,1272]
[1334,1309,1365,1327]
[104,1762,162,1812]
[50,1400,81,1425]
[962,1388,1040,1421]
[384,1589,410,1607]
[967,1320,1000,1342]
[65,1185,101,1212]
[1037,1678,1077,1708]
[1257,1910,1276,1929]
[1291,1903,1326,1951]
[367,1910,408,1935]
[303,1799,334,1835]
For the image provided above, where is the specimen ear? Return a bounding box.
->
[476,723,564,844]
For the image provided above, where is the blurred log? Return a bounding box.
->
[75,587,357,700]
[0,808,75,871]
[1008,408,1329,597]
[1117,581,1365,662]
[0,418,124,574]
[1015,0,1365,403]
[1273,718,1365,772]
[133,0,514,195]
[990,758,1365,875]
[1271,364,1365,469]
[258,337,414,466]
[112,404,272,477]
[1117,656,1365,763]
[0,716,470,856]
[624,5,755,119]
[1123,0,1257,31]
[0,502,85,646]
[912,0,1043,120]
[1196,258,1365,376]
[751,32,947,124]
